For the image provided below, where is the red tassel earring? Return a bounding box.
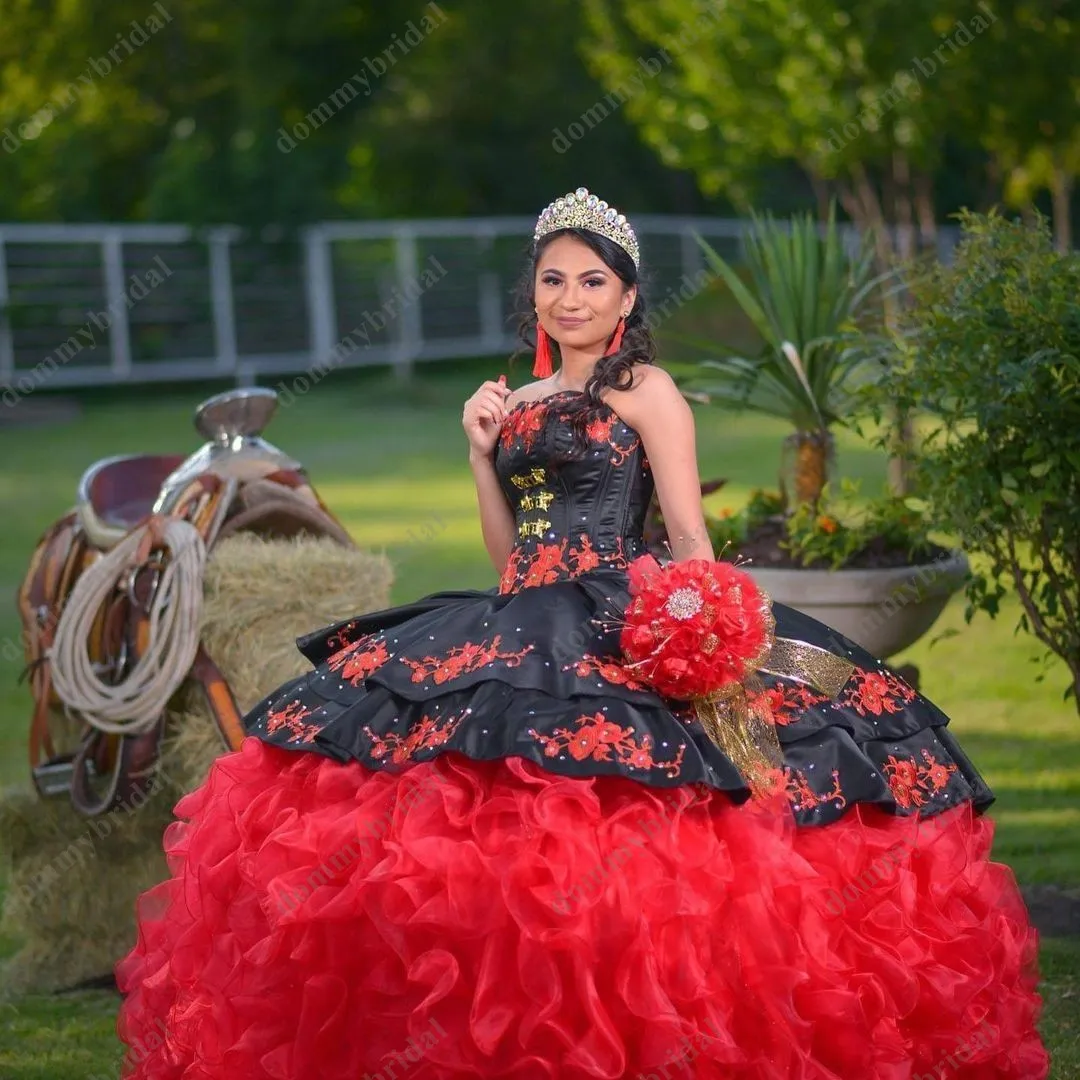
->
[533,323,553,378]
[604,316,626,357]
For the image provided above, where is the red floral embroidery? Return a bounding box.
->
[841,668,918,717]
[528,711,685,777]
[499,540,567,593]
[324,621,359,651]
[568,534,601,574]
[606,536,629,564]
[564,653,649,692]
[500,400,548,453]
[499,536,636,594]
[582,412,616,442]
[500,536,636,594]
[521,541,571,589]
[627,745,657,768]
[364,710,466,765]
[575,534,628,573]
[780,766,846,812]
[266,699,321,743]
[747,683,830,726]
[882,749,958,808]
[399,634,533,684]
[498,547,525,594]
[327,636,391,685]
[578,411,640,466]
[609,435,641,468]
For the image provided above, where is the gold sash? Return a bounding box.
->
[694,635,855,798]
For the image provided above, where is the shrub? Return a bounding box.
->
[867,211,1080,708]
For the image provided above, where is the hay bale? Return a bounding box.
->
[0,533,393,995]
[163,533,394,793]
[0,786,173,997]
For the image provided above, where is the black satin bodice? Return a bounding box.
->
[494,391,654,594]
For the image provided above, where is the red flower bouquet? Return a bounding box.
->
[620,555,784,793]
[621,556,774,699]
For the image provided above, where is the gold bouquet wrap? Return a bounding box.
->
[694,678,785,797]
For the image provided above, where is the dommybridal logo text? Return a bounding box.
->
[552,0,722,153]
[2,2,174,154]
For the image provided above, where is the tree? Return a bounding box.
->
[0,0,405,224]
[582,0,1078,256]
[582,0,979,264]
[0,0,719,224]
[962,0,1080,251]
[331,0,704,219]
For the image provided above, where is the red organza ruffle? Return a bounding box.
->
[115,739,1048,1079]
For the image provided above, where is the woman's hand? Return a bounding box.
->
[462,376,512,459]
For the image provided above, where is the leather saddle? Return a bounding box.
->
[76,454,187,549]
[18,390,353,816]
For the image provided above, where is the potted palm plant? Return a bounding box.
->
[674,209,968,659]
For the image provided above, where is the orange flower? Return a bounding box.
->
[817,516,838,534]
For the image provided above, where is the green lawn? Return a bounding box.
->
[1,358,1078,1076]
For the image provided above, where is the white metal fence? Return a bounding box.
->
[0,218,960,396]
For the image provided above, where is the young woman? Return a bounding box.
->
[116,188,1049,1078]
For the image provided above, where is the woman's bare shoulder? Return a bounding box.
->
[606,363,680,415]
[630,362,675,392]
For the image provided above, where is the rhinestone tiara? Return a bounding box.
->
[534,187,640,267]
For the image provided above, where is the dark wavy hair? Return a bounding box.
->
[513,227,656,459]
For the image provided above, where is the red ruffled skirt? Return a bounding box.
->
[115,739,1048,1079]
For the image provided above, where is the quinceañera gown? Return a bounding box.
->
[116,389,1048,1079]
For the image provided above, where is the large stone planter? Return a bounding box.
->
[747,550,970,659]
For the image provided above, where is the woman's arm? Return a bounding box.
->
[610,366,715,562]
[469,451,517,573]
[462,377,517,574]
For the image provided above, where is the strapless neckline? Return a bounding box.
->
[506,389,614,417]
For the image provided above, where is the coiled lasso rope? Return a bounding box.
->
[49,486,234,736]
